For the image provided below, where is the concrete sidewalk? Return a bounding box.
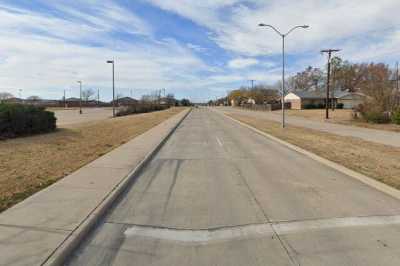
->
[219,107,400,148]
[0,108,190,266]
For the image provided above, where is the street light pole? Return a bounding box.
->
[258,24,309,128]
[282,35,286,127]
[107,60,115,117]
[77,81,82,114]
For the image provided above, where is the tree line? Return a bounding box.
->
[287,57,400,122]
[224,57,400,123]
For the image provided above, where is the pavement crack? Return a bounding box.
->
[161,159,182,219]
[0,223,70,234]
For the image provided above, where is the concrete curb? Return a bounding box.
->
[43,108,192,266]
[214,108,400,202]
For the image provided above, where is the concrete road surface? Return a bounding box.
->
[66,108,400,266]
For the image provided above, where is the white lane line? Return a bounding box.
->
[216,136,223,147]
[274,215,400,235]
[124,223,274,244]
[124,215,400,244]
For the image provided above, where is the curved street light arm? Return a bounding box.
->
[259,24,283,36]
[284,25,309,36]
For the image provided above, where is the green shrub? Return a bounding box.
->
[303,103,325,109]
[303,103,317,109]
[392,110,400,125]
[336,103,344,109]
[0,103,56,138]
[116,103,169,117]
[361,110,391,124]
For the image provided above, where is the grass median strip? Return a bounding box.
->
[227,113,400,191]
[0,107,186,212]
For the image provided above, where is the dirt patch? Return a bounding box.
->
[0,108,186,212]
[276,109,400,132]
[227,113,400,191]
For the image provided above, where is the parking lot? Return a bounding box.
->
[51,108,114,127]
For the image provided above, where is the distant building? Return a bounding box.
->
[247,98,256,105]
[4,97,23,104]
[284,90,365,109]
[335,91,366,109]
[65,97,81,103]
[113,97,138,106]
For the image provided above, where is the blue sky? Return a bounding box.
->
[0,0,400,102]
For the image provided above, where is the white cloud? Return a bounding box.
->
[0,3,210,100]
[186,43,207,53]
[146,0,400,61]
[228,58,258,69]
[2,1,400,102]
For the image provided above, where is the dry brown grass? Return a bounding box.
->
[228,113,400,190]
[278,109,353,122]
[0,108,186,212]
[276,109,400,132]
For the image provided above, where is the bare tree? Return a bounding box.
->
[0,92,14,102]
[81,89,95,102]
[27,96,41,101]
[165,93,177,106]
[228,85,279,105]
[287,66,325,91]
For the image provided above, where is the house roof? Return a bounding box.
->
[288,91,326,99]
[118,97,138,101]
[289,90,364,99]
[66,97,81,102]
[113,97,138,103]
[5,97,23,101]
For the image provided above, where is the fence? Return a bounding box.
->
[239,102,290,111]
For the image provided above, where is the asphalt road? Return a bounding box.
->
[66,107,400,266]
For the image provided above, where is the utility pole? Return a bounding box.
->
[321,49,340,119]
[19,89,23,103]
[331,66,336,111]
[77,81,82,114]
[396,62,400,97]
[396,62,399,105]
[64,89,67,108]
[249,79,255,89]
[97,88,100,106]
[107,60,116,117]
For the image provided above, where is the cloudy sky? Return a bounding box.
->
[0,0,399,102]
